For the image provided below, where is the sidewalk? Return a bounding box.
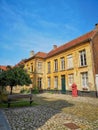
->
[0,109,11,130]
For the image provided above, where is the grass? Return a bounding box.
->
[0,101,38,108]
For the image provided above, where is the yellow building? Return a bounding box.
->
[24,24,98,96]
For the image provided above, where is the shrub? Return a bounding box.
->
[20,88,30,94]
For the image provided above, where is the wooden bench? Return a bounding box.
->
[8,94,33,108]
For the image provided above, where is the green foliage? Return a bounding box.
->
[20,88,30,94]
[0,101,38,108]
[0,93,8,103]
[0,67,32,94]
[32,86,39,94]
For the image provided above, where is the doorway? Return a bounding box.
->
[61,75,66,93]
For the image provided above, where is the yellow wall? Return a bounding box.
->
[45,42,95,91]
[24,41,95,92]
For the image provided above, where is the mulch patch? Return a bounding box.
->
[64,122,80,129]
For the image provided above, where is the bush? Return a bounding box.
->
[0,93,8,103]
[20,88,30,94]
[32,87,39,94]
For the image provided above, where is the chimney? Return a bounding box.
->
[95,23,98,30]
[30,50,34,57]
[53,45,57,50]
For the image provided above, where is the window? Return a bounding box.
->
[47,77,51,88]
[68,74,74,86]
[38,77,42,89]
[60,57,65,70]
[54,59,58,72]
[79,50,87,66]
[37,61,42,72]
[54,76,58,88]
[47,62,51,73]
[81,72,88,88]
[30,63,33,72]
[67,55,73,69]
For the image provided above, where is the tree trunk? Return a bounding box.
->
[10,86,13,95]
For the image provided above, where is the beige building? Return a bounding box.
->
[24,24,98,97]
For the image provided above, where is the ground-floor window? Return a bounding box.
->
[54,76,58,89]
[47,77,51,89]
[68,74,74,87]
[38,77,42,89]
[81,72,88,89]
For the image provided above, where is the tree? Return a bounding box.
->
[0,67,32,94]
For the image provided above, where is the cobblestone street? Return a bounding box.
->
[3,93,98,130]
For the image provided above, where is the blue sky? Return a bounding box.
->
[0,0,98,66]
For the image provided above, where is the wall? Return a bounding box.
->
[45,41,95,92]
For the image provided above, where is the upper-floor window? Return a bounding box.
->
[30,63,33,72]
[81,72,88,88]
[60,57,65,70]
[54,76,58,89]
[47,62,51,73]
[79,50,87,66]
[54,59,58,72]
[37,61,43,72]
[67,54,73,69]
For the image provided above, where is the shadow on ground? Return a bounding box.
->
[4,94,74,129]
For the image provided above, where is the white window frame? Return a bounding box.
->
[47,62,51,73]
[38,77,42,89]
[54,76,58,88]
[68,74,74,87]
[47,77,51,88]
[60,57,65,70]
[37,61,43,72]
[79,50,87,67]
[54,59,58,72]
[81,72,88,88]
[30,63,33,72]
[67,54,73,69]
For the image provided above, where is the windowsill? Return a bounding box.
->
[47,72,51,74]
[79,65,88,68]
[82,88,89,92]
[60,69,65,72]
[66,67,74,70]
[54,70,58,73]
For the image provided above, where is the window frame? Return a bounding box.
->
[54,59,58,72]
[68,74,74,87]
[54,76,58,89]
[47,77,51,88]
[60,57,65,70]
[79,50,87,67]
[67,54,73,69]
[47,62,51,73]
[81,72,88,89]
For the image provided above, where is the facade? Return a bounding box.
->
[24,24,98,96]
[24,52,47,89]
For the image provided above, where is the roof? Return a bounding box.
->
[0,66,7,71]
[35,52,47,58]
[46,30,96,58]
[25,52,47,62]
[15,59,26,67]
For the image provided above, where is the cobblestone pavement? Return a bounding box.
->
[3,93,98,130]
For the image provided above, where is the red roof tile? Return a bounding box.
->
[35,52,47,58]
[0,66,7,71]
[25,52,47,62]
[46,30,96,58]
